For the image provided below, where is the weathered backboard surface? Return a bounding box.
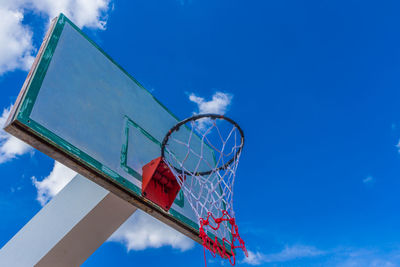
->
[5,14,221,245]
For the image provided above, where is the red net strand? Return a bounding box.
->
[199,210,248,266]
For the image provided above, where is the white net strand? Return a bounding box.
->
[163,117,242,241]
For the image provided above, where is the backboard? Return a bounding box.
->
[4,14,221,245]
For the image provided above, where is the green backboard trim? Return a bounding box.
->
[174,190,185,208]
[120,116,146,182]
[18,16,65,121]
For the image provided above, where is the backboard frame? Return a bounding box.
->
[4,13,212,246]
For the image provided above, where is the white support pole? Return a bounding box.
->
[0,175,136,267]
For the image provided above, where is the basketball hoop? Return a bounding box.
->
[161,114,248,265]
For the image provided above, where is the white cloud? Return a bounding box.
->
[363,176,374,185]
[242,245,325,265]
[189,91,233,129]
[31,161,77,205]
[0,105,33,163]
[189,91,233,115]
[0,0,112,75]
[109,210,194,252]
[26,0,111,30]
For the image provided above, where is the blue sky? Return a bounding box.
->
[1,0,400,266]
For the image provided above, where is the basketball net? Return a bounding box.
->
[163,117,248,265]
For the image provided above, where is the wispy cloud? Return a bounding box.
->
[327,247,400,267]
[178,0,193,6]
[0,105,33,164]
[267,245,325,262]
[243,245,325,265]
[243,245,400,266]
[0,0,112,75]
[363,176,374,185]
